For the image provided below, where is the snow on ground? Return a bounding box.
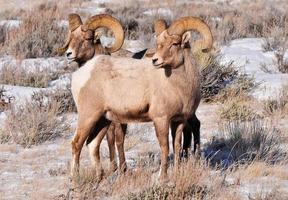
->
[0,56,66,73]
[143,8,173,17]
[221,38,288,100]
[0,20,21,28]
[0,37,287,199]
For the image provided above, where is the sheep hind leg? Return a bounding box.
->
[187,114,201,158]
[106,123,118,173]
[153,118,169,183]
[115,123,127,173]
[173,122,184,175]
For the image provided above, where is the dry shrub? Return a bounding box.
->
[200,54,237,102]
[0,86,14,112]
[219,100,260,121]
[0,62,57,88]
[32,87,76,114]
[108,0,288,46]
[274,50,288,73]
[0,91,70,147]
[249,189,288,200]
[0,25,8,46]
[199,53,256,102]
[205,120,285,167]
[263,85,288,115]
[67,159,241,200]
[233,162,288,181]
[2,2,67,58]
[122,160,240,200]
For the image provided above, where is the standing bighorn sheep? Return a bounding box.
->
[58,13,128,173]
[60,14,213,182]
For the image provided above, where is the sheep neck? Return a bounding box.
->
[169,48,200,92]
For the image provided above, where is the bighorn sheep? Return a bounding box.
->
[58,13,128,172]
[61,14,213,182]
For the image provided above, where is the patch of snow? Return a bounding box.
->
[123,40,147,53]
[56,20,68,28]
[143,8,173,17]
[100,38,148,53]
[0,20,21,28]
[48,74,71,89]
[221,38,288,100]
[0,56,66,73]
[0,85,45,105]
[72,7,107,15]
[99,36,115,48]
[90,0,112,3]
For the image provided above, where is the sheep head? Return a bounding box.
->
[58,14,124,65]
[152,17,213,68]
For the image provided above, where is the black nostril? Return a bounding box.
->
[152,58,158,64]
[66,52,72,57]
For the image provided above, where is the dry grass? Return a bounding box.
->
[218,100,260,121]
[263,85,288,116]
[32,86,76,114]
[66,159,242,200]
[249,189,288,200]
[0,91,70,147]
[232,162,288,181]
[274,50,288,73]
[0,86,14,111]
[1,2,67,58]
[205,120,285,166]
[0,62,58,88]
[107,0,288,46]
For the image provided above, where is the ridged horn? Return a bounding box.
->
[57,31,71,55]
[68,13,83,31]
[154,19,167,36]
[167,17,213,52]
[83,14,124,53]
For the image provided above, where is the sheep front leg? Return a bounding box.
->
[173,122,184,174]
[71,114,102,177]
[154,118,169,183]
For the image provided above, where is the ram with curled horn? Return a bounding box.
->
[62,15,213,182]
[58,13,128,174]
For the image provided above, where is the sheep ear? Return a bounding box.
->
[181,32,191,48]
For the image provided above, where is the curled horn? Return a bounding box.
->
[83,14,124,53]
[167,17,213,52]
[57,14,83,55]
[57,31,71,55]
[68,13,83,31]
[154,19,167,36]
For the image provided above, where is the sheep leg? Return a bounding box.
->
[106,123,117,172]
[115,123,127,173]
[173,122,184,174]
[153,118,169,183]
[87,117,111,179]
[187,114,201,157]
[182,124,192,157]
[71,113,103,177]
[170,122,177,153]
